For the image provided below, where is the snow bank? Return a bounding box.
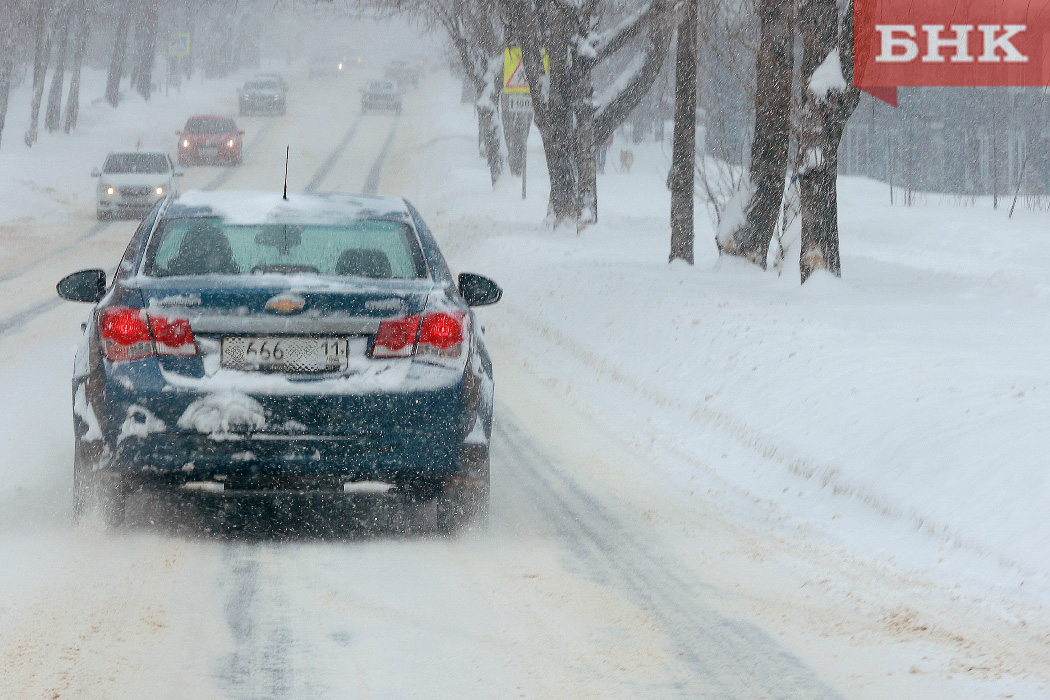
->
[411,73,1050,605]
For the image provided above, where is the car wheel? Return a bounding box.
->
[435,448,490,535]
[73,435,125,526]
[96,208,108,221]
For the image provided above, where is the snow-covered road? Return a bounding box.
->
[0,63,1046,700]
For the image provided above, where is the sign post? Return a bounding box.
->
[502,48,546,199]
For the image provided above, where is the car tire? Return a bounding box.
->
[434,448,490,535]
[73,434,126,526]
[96,208,108,221]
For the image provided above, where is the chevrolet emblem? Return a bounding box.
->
[265,294,306,314]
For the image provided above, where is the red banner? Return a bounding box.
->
[855,0,1050,102]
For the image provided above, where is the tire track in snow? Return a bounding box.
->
[212,113,402,698]
[494,411,844,699]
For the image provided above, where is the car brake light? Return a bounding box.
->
[149,316,197,356]
[100,306,197,362]
[370,310,468,365]
[418,312,464,350]
[100,307,152,362]
[371,315,420,358]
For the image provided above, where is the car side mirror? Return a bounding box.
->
[91,168,101,177]
[174,167,185,177]
[238,130,245,135]
[458,273,502,307]
[175,130,181,135]
[57,269,106,303]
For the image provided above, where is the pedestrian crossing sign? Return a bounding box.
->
[503,47,548,95]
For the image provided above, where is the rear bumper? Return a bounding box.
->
[90,367,482,488]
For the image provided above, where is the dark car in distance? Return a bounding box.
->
[176,115,244,166]
[238,78,286,116]
[57,191,501,533]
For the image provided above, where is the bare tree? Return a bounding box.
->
[716,0,793,265]
[503,0,674,226]
[0,1,29,148]
[105,2,132,107]
[44,0,72,133]
[669,0,698,264]
[63,0,91,133]
[132,0,158,100]
[795,0,858,281]
[24,0,54,147]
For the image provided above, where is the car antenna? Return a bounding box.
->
[283,146,290,200]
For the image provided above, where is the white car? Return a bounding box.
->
[93,151,183,220]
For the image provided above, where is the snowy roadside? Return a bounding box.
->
[410,73,1050,612]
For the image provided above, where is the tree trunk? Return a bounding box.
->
[106,6,131,107]
[573,26,598,224]
[796,0,860,282]
[718,0,794,265]
[24,1,54,147]
[45,0,72,133]
[63,0,90,133]
[478,56,507,186]
[527,2,581,224]
[669,0,698,264]
[0,3,17,149]
[135,0,158,101]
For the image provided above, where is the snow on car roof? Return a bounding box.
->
[165,190,413,225]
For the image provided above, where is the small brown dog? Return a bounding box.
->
[619,149,634,173]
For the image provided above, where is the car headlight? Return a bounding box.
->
[106,186,115,196]
[182,139,190,148]
[155,186,164,196]
[227,139,235,148]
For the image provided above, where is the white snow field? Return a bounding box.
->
[0,43,1047,700]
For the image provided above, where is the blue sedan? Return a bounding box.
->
[57,191,501,533]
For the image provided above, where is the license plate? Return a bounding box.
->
[200,146,219,157]
[221,337,355,372]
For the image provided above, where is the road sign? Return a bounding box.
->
[169,33,191,58]
[503,47,548,95]
[507,94,533,112]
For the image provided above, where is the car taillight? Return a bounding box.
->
[370,310,468,366]
[100,307,153,362]
[99,306,197,362]
[149,316,197,356]
[417,311,467,367]
[418,312,465,351]
[371,315,420,358]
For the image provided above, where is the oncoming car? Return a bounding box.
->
[92,151,182,220]
[238,78,286,116]
[57,191,502,533]
[176,115,244,166]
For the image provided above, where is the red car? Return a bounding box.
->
[176,115,244,166]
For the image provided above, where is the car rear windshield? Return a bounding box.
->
[103,153,169,174]
[183,117,235,134]
[144,217,427,279]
